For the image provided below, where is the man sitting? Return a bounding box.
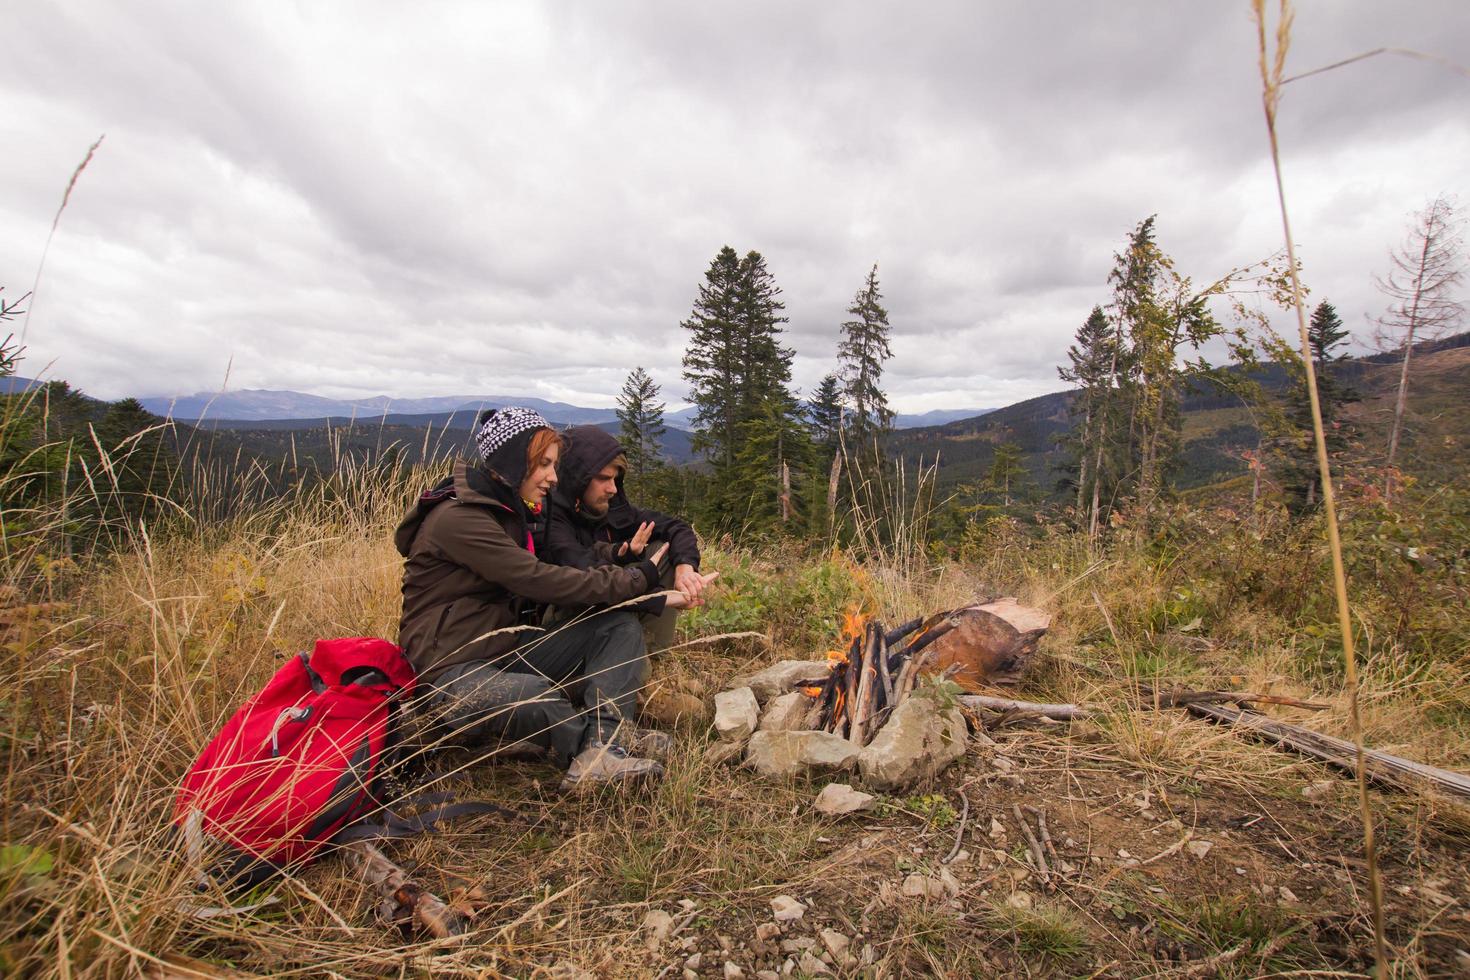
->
[541,425,708,648]
[395,407,710,791]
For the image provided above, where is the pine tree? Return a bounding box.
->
[93,397,176,530]
[1057,306,1115,523]
[1283,301,1357,512]
[680,247,804,531]
[837,263,894,459]
[681,246,745,469]
[808,374,843,453]
[616,366,666,483]
[987,443,1026,507]
[735,250,794,420]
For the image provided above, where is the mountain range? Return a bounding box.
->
[136,388,991,430]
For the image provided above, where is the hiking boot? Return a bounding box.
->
[618,727,675,761]
[559,741,664,793]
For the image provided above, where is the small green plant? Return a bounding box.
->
[991,902,1092,961]
[905,793,957,829]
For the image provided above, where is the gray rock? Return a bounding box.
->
[714,687,760,743]
[1186,840,1214,860]
[723,962,745,979]
[818,928,851,960]
[734,660,832,702]
[643,909,674,947]
[759,691,817,732]
[769,894,807,922]
[901,869,960,900]
[706,740,746,766]
[746,730,860,779]
[858,696,969,791]
[812,782,875,816]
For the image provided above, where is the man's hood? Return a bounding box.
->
[554,425,626,512]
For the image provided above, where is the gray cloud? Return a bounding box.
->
[2,1,1467,414]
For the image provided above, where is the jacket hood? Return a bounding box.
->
[554,425,626,512]
[393,460,520,556]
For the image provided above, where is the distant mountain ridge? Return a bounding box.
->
[136,387,990,430]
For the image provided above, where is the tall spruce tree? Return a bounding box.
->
[1283,301,1357,512]
[1058,306,1116,522]
[680,247,805,530]
[616,366,666,482]
[809,374,843,453]
[681,246,745,469]
[837,263,894,459]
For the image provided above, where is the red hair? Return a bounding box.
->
[526,428,563,471]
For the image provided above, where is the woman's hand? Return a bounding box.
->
[618,521,656,558]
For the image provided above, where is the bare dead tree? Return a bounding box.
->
[1375,195,1464,499]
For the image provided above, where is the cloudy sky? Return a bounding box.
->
[3,2,1467,413]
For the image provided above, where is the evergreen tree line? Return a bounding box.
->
[614,248,895,539]
[1057,216,1373,535]
[1,299,178,553]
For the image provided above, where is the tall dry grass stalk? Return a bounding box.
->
[1252,0,1387,970]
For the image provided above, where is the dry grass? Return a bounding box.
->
[2,438,1469,976]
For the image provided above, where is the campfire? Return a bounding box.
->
[801,610,960,746]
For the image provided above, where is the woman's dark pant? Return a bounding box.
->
[419,610,648,765]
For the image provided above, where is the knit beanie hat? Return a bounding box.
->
[475,406,551,488]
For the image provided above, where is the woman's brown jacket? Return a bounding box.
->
[394,461,662,683]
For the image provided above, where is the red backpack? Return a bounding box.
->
[175,637,417,887]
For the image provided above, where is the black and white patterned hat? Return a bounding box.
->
[473,406,552,489]
[475,406,550,460]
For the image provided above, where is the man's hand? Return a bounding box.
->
[617,521,656,558]
[662,571,719,609]
[674,563,707,602]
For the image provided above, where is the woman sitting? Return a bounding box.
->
[394,407,711,790]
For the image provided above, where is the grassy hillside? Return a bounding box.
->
[3,445,1469,976]
[888,334,1470,499]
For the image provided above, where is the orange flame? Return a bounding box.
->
[800,686,823,698]
[840,606,868,644]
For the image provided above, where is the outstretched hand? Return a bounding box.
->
[617,521,656,558]
[662,571,719,610]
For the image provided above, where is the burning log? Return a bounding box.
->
[926,598,1050,690]
[850,624,882,746]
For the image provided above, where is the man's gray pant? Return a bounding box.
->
[419,610,648,766]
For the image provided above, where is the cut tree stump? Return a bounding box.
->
[926,598,1050,690]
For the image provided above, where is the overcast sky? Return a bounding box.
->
[3,2,1467,413]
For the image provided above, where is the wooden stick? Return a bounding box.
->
[1011,803,1051,890]
[942,790,970,864]
[850,624,880,745]
[841,634,862,736]
[1022,804,1061,873]
[347,841,468,939]
[959,694,1089,721]
[1187,702,1470,805]
[884,618,924,647]
[875,630,894,710]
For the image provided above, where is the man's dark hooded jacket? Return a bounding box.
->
[542,426,700,573]
[395,460,663,684]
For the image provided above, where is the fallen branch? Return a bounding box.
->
[1011,803,1052,890]
[942,790,970,865]
[347,841,468,939]
[960,695,1089,722]
[1187,702,1470,805]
